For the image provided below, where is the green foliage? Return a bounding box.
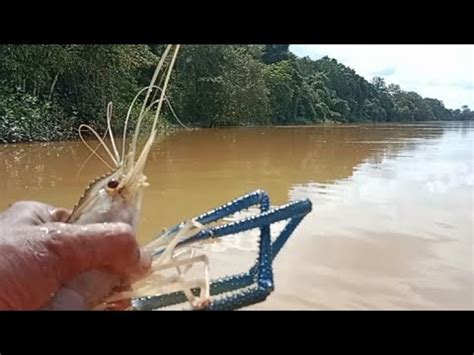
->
[452,105,474,120]
[0,45,159,143]
[264,60,295,123]
[0,44,471,143]
[261,45,290,65]
[217,46,270,126]
[170,45,269,127]
[0,87,74,143]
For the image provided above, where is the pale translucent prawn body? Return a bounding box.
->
[65,45,210,310]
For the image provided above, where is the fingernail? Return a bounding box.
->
[127,249,152,281]
[50,208,72,222]
[139,249,153,271]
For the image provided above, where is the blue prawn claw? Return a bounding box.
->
[132,190,312,310]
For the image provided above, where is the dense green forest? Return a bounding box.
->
[0,44,472,143]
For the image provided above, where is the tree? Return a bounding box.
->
[264,60,295,124]
[371,77,387,91]
[261,45,290,65]
[170,45,269,127]
[1,44,470,144]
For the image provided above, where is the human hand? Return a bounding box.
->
[0,201,151,310]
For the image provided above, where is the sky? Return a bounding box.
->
[290,45,474,110]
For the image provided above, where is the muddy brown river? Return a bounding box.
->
[0,122,472,309]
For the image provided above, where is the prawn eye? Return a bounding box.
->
[107,179,119,189]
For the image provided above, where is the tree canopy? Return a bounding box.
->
[0,44,472,143]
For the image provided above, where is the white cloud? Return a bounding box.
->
[290,45,474,110]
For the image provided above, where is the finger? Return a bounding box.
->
[42,287,88,310]
[41,222,141,282]
[126,248,152,283]
[59,270,122,309]
[73,250,151,309]
[49,208,72,223]
[2,201,57,226]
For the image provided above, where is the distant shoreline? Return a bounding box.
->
[2,120,472,145]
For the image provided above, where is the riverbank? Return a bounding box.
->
[0,114,177,144]
[3,118,474,145]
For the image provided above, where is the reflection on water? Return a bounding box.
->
[0,121,472,309]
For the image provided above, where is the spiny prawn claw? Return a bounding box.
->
[193,298,211,310]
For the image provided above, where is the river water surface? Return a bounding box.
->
[0,121,472,309]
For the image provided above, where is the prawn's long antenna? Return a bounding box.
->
[166,95,190,130]
[78,124,117,169]
[130,94,186,134]
[125,84,190,133]
[130,45,172,164]
[106,102,121,164]
[150,45,180,135]
[143,85,190,130]
[149,70,168,110]
[77,102,122,177]
[120,84,181,164]
[135,46,180,170]
[123,45,181,186]
[121,85,159,163]
[76,127,110,177]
